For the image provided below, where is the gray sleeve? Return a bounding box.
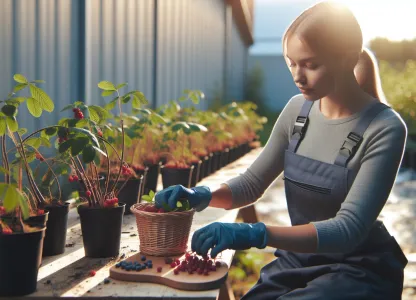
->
[312,113,407,253]
[223,96,303,209]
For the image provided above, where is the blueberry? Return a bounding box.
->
[115,263,121,268]
[141,255,146,261]
[104,278,111,284]
[147,264,153,269]
[147,260,152,264]
[135,266,141,271]
[141,265,146,270]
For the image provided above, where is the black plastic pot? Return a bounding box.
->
[0,228,46,296]
[112,177,143,215]
[204,153,214,177]
[212,152,221,172]
[143,163,160,194]
[1,210,49,228]
[161,166,194,189]
[199,156,209,181]
[42,203,70,256]
[190,161,202,187]
[78,202,126,258]
[221,148,230,168]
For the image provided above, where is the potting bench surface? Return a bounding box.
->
[19,148,262,300]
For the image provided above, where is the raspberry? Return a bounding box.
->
[170,262,176,268]
[68,175,74,182]
[157,267,162,273]
[38,209,45,215]
[72,175,79,181]
[86,191,92,197]
[2,228,12,235]
[89,270,96,277]
[173,269,179,275]
[215,261,221,268]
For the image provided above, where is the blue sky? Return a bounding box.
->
[251,0,416,55]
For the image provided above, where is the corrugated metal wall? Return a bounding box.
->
[0,0,84,129]
[0,0,248,128]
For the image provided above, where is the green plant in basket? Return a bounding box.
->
[140,190,191,213]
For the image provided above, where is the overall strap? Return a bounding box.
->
[288,100,314,153]
[334,102,389,167]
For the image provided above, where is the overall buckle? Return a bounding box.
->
[292,116,308,140]
[340,132,362,157]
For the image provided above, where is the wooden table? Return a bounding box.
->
[15,148,262,300]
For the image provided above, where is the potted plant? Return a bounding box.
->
[130,190,195,256]
[57,80,148,257]
[0,74,57,296]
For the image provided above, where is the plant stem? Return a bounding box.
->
[1,135,10,184]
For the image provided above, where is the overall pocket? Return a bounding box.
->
[283,176,331,194]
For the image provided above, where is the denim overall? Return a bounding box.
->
[242,100,408,300]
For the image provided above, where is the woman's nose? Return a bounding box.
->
[293,68,306,85]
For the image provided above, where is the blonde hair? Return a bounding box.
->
[283,1,363,65]
[354,47,390,105]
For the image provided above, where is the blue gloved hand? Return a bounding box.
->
[191,222,268,258]
[154,185,212,212]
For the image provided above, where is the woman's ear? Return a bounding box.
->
[344,51,361,71]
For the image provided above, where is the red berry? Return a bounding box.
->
[197,268,203,274]
[157,208,165,213]
[157,267,162,273]
[170,262,176,268]
[173,269,179,275]
[73,175,79,181]
[174,258,180,265]
[86,191,92,197]
[38,209,45,215]
[2,228,12,235]
[97,131,103,137]
[185,252,191,259]
[0,206,6,215]
[215,261,221,268]
[211,266,217,272]
[204,271,209,276]
[89,270,96,277]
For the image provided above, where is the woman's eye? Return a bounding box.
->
[289,62,296,67]
[306,63,318,69]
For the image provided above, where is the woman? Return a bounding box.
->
[155,2,408,299]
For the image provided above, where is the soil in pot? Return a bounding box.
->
[161,165,194,189]
[42,202,70,256]
[77,202,126,258]
[0,227,46,296]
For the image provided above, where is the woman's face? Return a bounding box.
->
[285,34,338,100]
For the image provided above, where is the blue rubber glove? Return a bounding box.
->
[154,185,212,212]
[191,222,268,258]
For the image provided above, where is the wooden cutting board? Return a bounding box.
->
[109,252,229,291]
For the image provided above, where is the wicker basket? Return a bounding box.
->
[130,203,195,256]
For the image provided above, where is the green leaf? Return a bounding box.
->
[68,119,78,127]
[27,97,43,117]
[137,108,151,115]
[171,122,190,132]
[149,190,155,199]
[122,95,131,104]
[13,83,27,93]
[13,74,28,84]
[70,127,100,148]
[6,117,18,132]
[17,128,27,135]
[4,185,19,212]
[93,146,107,157]
[132,91,148,109]
[188,122,208,132]
[40,137,51,147]
[44,127,57,136]
[58,118,70,126]
[141,195,153,202]
[176,201,183,208]
[178,96,187,102]
[82,144,96,163]
[57,127,69,138]
[116,83,127,90]
[98,81,116,91]
[0,118,7,135]
[58,140,72,153]
[0,166,9,175]
[0,183,7,197]
[150,113,167,124]
[101,90,115,97]
[88,105,109,123]
[75,118,89,128]
[26,137,42,149]
[60,104,74,112]
[1,105,17,117]
[162,202,171,212]
[104,99,117,110]
[29,85,54,112]
[32,80,45,83]
[71,137,89,156]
